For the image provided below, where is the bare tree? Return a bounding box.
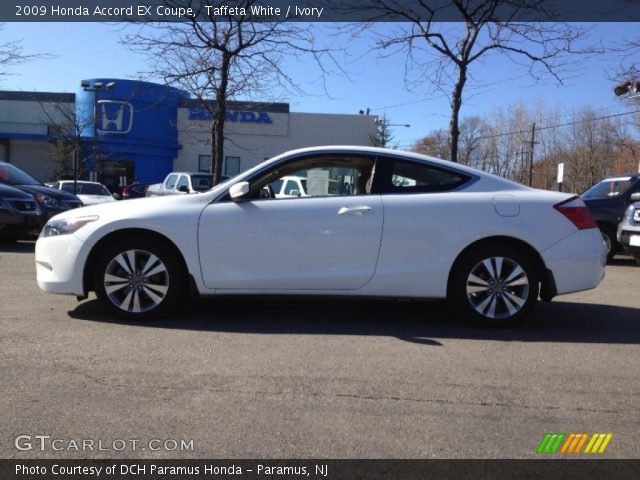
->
[126,1,336,184]
[0,24,51,79]
[355,0,587,162]
[371,114,396,148]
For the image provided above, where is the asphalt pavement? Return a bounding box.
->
[1,241,639,459]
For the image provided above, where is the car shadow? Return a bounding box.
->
[68,295,640,346]
[0,239,36,253]
[608,256,638,267]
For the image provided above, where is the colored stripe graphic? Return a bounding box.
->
[584,433,613,453]
[538,433,613,454]
[560,433,589,453]
[537,433,566,453]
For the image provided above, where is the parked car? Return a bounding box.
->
[146,172,229,197]
[271,175,346,198]
[617,193,640,265]
[581,173,640,261]
[49,180,117,206]
[0,161,83,219]
[122,182,152,199]
[35,146,605,327]
[0,182,44,241]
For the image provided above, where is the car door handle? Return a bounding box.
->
[338,206,373,216]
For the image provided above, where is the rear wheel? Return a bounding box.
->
[93,236,185,320]
[449,245,539,327]
[599,225,619,263]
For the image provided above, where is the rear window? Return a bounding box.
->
[384,159,470,193]
[582,177,633,199]
[191,175,213,192]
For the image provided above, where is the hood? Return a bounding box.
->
[47,191,211,223]
[0,182,35,199]
[14,184,81,201]
[77,194,116,205]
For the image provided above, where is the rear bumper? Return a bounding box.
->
[541,228,606,295]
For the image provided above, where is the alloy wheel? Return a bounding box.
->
[465,256,530,320]
[103,249,170,313]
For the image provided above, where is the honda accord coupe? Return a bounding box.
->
[35,146,606,326]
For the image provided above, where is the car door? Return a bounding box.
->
[198,155,383,291]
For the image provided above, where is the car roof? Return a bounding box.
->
[261,145,508,181]
[58,180,103,185]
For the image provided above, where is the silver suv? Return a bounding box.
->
[617,192,640,265]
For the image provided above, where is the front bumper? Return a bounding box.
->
[541,228,606,296]
[618,228,640,256]
[0,212,43,238]
[35,233,88,296]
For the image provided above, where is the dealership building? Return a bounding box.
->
[0,79,377,188]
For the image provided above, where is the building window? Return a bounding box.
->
[198,155,211,173]
[225,156,241,176]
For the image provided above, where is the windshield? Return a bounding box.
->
[61,182,111,195]
[0,163,42,186]
[582,177,633,199]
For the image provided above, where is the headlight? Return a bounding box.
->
[624,204,635,222]
[41,215,99,238]
[35,194,62,209]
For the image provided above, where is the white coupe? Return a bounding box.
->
[35,146,606,326]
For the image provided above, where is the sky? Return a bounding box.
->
[2,21,639,148]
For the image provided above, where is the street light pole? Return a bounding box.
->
[80,80,116,194]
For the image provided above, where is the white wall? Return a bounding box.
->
[9,140,57,181]
[175,110,377,173]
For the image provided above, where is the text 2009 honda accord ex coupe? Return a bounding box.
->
[35,146,606,327]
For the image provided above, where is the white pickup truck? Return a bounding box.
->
[146,172,226,197]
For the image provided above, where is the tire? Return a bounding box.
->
[93,236,185,320]
[449,245,539,327]
[599,225,619,263]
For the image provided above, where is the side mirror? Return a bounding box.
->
[289,189,300,197]
[229,181,250,201]
[630,192,640,202]
[177,185,189,193]
[112,193,120,200]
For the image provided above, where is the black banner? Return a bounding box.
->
[5,0,640,23]
[2,460,640,480]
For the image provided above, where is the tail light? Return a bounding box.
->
[122,186,130,198]
[553,196,597,230]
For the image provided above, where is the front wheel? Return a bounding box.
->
[599,226,619,263]
[94,236,185,320]
[449,245,539,327]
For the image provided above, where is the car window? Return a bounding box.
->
[177,175,189,190]
[191,175,213,192]
[247,155,375,200]
[284,179,300,195]
[165,174,178,189]
[270,179,283,194]
[61,183,110,195]
[582,177,633,199]
[0,163,42,186]
[382,159,470,193]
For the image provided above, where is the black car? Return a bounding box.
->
[581,173,640,261]
[0,182,45,240]
[0,162,83,220]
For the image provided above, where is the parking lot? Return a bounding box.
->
[1,240,639,459]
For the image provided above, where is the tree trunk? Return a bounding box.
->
[211,51,231,185]
[448,64,467,163]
